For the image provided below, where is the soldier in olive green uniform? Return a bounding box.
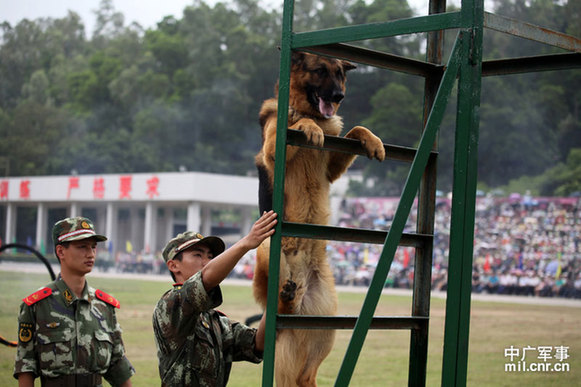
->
[14,217,135,387]
[153,211,277,386]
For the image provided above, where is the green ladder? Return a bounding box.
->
[261,0,581,385]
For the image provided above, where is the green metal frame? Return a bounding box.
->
[261,0,581,386]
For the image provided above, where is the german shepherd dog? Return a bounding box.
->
[253,51,385,386]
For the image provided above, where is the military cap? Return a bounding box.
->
[162,231,225,262]
[52,217,107,245]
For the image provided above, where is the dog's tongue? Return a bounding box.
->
[318,97,335,118]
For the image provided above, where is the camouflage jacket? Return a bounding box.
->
[153,271,262,386]
[13,276,135,386]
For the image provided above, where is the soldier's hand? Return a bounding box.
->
[243,211,277,250]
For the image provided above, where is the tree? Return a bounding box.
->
[22,70,52,106]
[553,148,581,196]
[0,20,48,109]
[1,101,67,175]
[145,17,188,78]
[93,0,126,38]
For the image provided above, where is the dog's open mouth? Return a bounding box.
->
[317,95,335,118]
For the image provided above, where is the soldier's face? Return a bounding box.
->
[58,238,98,276]
[175,243,214,281]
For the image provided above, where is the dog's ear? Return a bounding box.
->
[342,60,357,72]
[291,51,306,66]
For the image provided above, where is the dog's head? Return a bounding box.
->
[289,52,356,119]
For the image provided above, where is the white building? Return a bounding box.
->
[0,171,259,257]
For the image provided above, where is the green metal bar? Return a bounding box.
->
[292,12,463,48]
[287,128,438,163]
[334,32,464,387]
[281,222,432,248]
[482,53,581,76]
[276,315,429,330]
[261,0,294,384]
[300,43,442,78]
[441,0,484,385]
[409,0,446,382]
[484,12,581,52]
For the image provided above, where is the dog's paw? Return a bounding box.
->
[280,280,297,302]
[303,125,325,147]
[364,136,386,161]
[347,126,386,161]
[294,119,325,147]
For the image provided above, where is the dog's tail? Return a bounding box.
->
[245,313,263,326]
[257,161,273,214]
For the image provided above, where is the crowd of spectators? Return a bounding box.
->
[327,194,581,299]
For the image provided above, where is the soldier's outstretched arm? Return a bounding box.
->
[201,211,277,291]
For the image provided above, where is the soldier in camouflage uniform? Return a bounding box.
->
[14,217,135,387]
[153,210,278,386]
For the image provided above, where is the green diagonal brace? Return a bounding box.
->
[334,31,465,386]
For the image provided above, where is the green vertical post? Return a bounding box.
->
[408,0,447,384]
[261,0,294,385]
[441,0,483,385]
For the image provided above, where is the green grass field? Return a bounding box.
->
[1,271,579,386]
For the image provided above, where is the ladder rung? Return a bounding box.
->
[482,52,581,76]
[286,129,437,163]
[301,43,442,78]
[276,315,428,330]
[281,222,432,248]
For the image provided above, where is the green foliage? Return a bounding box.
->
[0,100,67,175]
[145,18,188,78]
[67,70,100,109]
[553,149,581,196]
[477,0,581,192]
[364,82,423,147]
[498,174,544,197]
[501,148,581,196]
[0,0,579,197]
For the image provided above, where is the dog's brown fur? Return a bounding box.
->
[253,52,385,387]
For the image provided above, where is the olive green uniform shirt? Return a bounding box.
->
[13,276,135,386]
[153,272,262,386]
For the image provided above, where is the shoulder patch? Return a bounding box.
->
[19,322,34,343]
[95,289,120,308]
[22,287,52,306]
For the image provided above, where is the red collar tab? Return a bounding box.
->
[173,283,183,287]
[95,289,120,308]
[23,287,52,306]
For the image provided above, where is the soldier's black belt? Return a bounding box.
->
[41,373,102,386]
